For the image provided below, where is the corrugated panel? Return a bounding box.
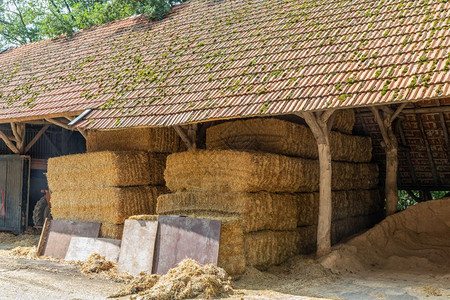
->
[0,0,449,129]
[0,156,30,234]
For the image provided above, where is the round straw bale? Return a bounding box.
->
[165,150,319,193]
[51,186,167,224]
[47,151,153,190]
[244,231,300,269]
[157,191,299,232]
[86,127,184,153]
[206,118,371,162]
[100,223,124,239]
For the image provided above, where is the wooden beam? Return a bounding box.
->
[45,118,72,130]
[0,129,20,153]
[298,110,335,257]
[402,106,450,114]
[416,114,440,187]
[174,125,194,150]
[24,125,50,153]
[78,128,87,140]
[43,132,62,156]
[397,120,418,187]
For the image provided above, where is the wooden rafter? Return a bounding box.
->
[174,125,196,150]
[45,118,72,130]
[416,114,440,186]
[396,120,418,186]
[0,129,20,153]
[298,109,335,257]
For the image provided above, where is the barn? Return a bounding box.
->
[0,0,448,276]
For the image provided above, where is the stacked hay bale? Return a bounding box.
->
[159,110,382,276]
[47,127,182,239]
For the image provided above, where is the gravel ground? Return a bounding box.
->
[0,233,448,300]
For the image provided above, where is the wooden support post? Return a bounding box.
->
[24,125,50,153]
[10,122,26,153]
[370,103,406,216]
[298,109,335,257]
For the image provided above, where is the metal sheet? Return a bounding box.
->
[118,219,158,276]
[153,216,221,275]
[65,237,121,263]
[41,220,101,259]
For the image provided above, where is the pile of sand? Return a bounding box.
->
[321,198,450,274]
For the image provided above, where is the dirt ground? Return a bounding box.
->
[0,232,449,300]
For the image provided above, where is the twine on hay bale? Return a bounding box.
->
[47,151,153,190]
[206,118,371,162]
[86,127,184,153]
[157,191,299,232]
[51,186,168,224]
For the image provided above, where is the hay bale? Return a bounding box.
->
[297,190,382,226]
[206,118,371,162]
[47,151,153,190]
[51,186,167,224]
[332,109,355,134]
[100,223,124,239]
[157,191,299,232]
[87,127,184,153]
[332,162,379,190]
[298,226,317,254]
[165,150,319,193]
[244,231,300,269]
[148,153,168,186]
[165,150,378,193]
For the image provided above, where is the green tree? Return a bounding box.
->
[0,0,187,50]
[0,0,43,48]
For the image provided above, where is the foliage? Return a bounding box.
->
[397,190,449,211]
[0,0,187,50]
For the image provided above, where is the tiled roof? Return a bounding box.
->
[0,0,449,129]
